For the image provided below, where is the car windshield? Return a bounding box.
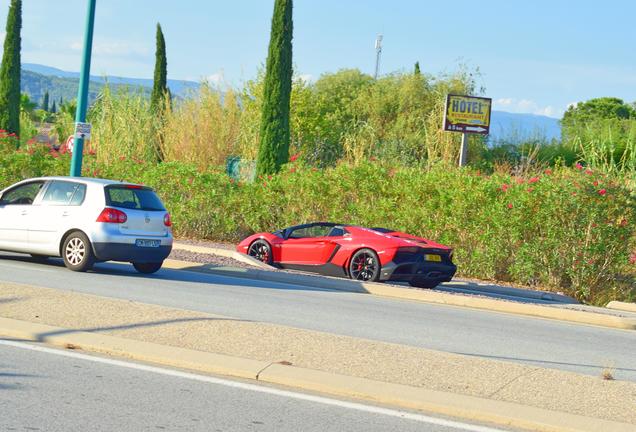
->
[105,186,165,211]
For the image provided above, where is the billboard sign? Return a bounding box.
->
[443,95,492,135]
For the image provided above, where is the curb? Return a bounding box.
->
[606,301,636,313]
[162,259,636,331]
[172,243,275,270]
[1,317,633,432]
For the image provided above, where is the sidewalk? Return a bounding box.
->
[1,282,635,431]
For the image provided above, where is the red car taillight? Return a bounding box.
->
[163,213,172,227]
[96,208,127,224]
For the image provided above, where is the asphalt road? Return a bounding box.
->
[1,254,635,382]
[0,341,510,432]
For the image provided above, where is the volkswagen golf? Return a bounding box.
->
[0,177,173,273]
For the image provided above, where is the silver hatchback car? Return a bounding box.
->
[0,177,173,273]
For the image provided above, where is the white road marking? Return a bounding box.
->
[0,339,507,432]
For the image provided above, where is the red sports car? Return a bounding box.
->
[236,222,456,288]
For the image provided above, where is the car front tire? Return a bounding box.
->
[133,261,163,274]
[62,232,95,272]
[247,240,273,265]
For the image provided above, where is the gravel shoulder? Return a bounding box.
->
[1,282,635,425]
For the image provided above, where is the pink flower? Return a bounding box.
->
[515,178,525,184]
[501,184,510,192]
[290,167,296,173]
[575,163,583,170]
[630,253,636,265]
[527,187,534,193]
[544,169,552,175]
[529,177,539,184]
[620,219,627,227]
[598,189,607,196]
[593,180,599,187]
[507,203,513,209]
[289,153,300,162]
[585,169,593,175]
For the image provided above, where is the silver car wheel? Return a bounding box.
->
[65,237,86,266]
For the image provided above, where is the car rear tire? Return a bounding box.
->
[408,279,440,289]
[349,248,380,282]
[247,240,273,265]
[133,261,163,274]
[62,232,94,272]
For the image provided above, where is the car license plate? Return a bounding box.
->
[424,254,442,262]
[136,239,160,248]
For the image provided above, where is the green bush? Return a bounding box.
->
[1,153,633,305]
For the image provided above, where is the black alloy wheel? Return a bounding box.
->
[349,248,380,282]
[248,240,273,265]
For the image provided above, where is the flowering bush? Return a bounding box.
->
[0,153,633,304]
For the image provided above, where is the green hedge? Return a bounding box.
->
[1,147,634,305]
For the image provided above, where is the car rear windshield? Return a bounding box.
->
[105,185,165,211]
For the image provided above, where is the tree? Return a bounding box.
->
[20,93,35,113]
[42,90,49,112]
[150,23,167,114]
[0,0,22,141]
[414,61,421,76]
[563,97,635,126]
[50,100,57,114]
[256,0,293,176]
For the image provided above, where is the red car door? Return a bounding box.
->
[279,236,332,265]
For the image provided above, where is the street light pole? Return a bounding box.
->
[69,0,97,177]
[374,34,383,80]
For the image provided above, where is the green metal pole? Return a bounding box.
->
[69,0,96,177]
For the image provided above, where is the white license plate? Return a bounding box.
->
[136,239,160,248]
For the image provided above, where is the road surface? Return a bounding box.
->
[0,340,510,432]
[0,254,635,381]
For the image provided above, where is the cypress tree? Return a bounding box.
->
[42,90,49,111]
[50,100,56,114]
[0,0,22,140]
[256,0,293,176]
[150,23,167,113]
[414,61,421,76]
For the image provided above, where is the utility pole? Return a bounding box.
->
[69,0,96,177]
[374,34,382,80]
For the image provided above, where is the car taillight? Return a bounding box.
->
[96,208,127,224]
[163,213,172,227]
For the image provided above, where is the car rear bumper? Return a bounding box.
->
[380,259,457,284]
[93,242,172,263]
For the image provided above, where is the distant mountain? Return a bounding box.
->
[489,111,561,143]
[20,63,200,106]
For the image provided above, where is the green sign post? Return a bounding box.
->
[69,0,96,177]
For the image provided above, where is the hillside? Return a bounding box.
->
[21,63,199,107]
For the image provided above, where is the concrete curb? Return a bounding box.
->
[1,317,633,432]
[172,243,276,270]
[607,301,636,313]
[162,260,636,331]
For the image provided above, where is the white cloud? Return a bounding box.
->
[201,72,224,85]
[297,74,313,83]
[493,97,564,118]
[70,39,150,58]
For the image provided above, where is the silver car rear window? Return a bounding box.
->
[105,186,165,211]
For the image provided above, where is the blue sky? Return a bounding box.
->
[1,0,635,118]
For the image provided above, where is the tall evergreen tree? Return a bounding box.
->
[50,100,56,114]
[59,95,63,106]
[256,0,293,176]
[42,90,49,111]
[0,0,22,140]
[150,23,167,113]
[414,61,421,76]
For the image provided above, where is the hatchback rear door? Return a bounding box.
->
[104,185,169,237]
